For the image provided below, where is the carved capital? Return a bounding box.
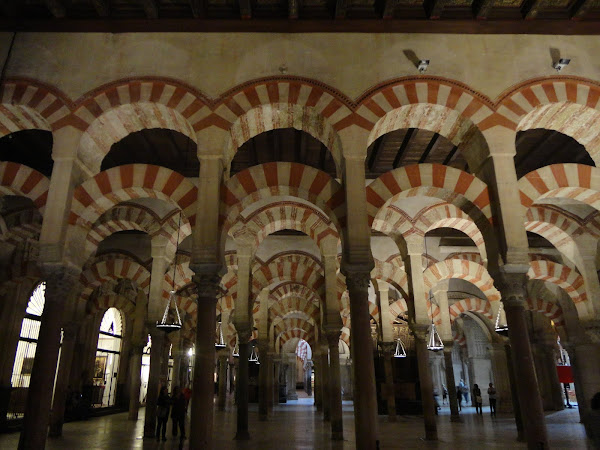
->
[496,270,528,308]
[345,270,371,292]
[380,341,395,356]
[191,269,222,300]
[325,328,341,348]
[42,264,80,304]
[410,323,430,342]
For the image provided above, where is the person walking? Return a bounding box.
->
[156,386,170,441]
[171,386,187,441]
[473,384,483,415]
[456,384,463,411]
[442,385,448,405]
[488,382,497,417]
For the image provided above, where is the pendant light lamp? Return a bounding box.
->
[394,338,407,358]
[156,212,183,334]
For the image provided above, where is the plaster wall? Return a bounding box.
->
[4,32,600,101]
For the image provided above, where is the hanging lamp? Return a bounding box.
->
[494,302,509,336]
[249,344,259,364]
[394,338,407,358]
[232,340,240,357]
[156,212,183,334]
[424,235,444,352]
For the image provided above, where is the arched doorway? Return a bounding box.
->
[93,308,123,408]
[8,282,46,419]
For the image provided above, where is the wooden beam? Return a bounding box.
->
[45,0,66,18]
[392,128,414,169]
[189,0,204,18]
[442,145,459,166]
[335,0,347,19]
[288,0,299,19]
[429,0,446,19]
[91,0,110,17]
[474,0,494,19]
[522,0,542,19]
[141,0,159,19]
[382,0,396,19]
[239,0,252,19]
[418,133,440,164]
[571,0,594,20]
[367,137,384,171]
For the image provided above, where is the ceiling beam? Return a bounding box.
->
[240,0,252,19]
[45,0,66,18]
[473,0,494,19]
[571,0,594,19]
[141,0,159,19]
[429,0,447,19]
[91,0,110,17]
[189,0,205,18]
[392,128,415,169]
[522,0,542,19]
[382,0,395,19]
[418,134,440,163]
[442,145,459,166]
[335,0,348,19]
[288,0,299,19]
[367,137,383,171]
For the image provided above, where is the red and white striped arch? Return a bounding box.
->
[79,257,151,302]
[525,297,566,331]
[221,162,346,234]
[366,164,492,227]
[496,77,600,131]
[88,293,136,316]
[518,164,600,214]
[0,162,49,214]
[273,317,315,338]
[231,200,339,252]
[446,252,484,265]
[527,260,589,317]
[356,78,495,138]
[1,79,71,136]
[268,283,321,319]
[278,328,316,349]
[69,164,198,229]
[371,260,409,298]
[251,252,325,297]
[0,208,42,246]
[389,298,409,319]
[423,259,501,303]
[449,298,494,324]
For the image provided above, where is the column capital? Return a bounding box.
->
[41,265,80,303]
[410,323,430,342]
[191,265,223,300]
[325,328,341,348]
[496,268,528,308]
[235,326,252,343]
[380,341,395,356]
[343,270,371,292]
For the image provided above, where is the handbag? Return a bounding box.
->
[476,395,482,403]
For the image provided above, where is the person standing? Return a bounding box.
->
[171,386,187,441]
[488,382,497,417]
[456,384,463,411]
[442,385,448,405]
[156,386,170,441]
[473,384,483,415]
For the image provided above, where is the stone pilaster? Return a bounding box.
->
[18,266,79,450]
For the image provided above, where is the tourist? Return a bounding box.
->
[156,386,170,442]
[488,383,497,417]
[473,384,483,415]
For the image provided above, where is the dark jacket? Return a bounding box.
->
[157,392,170,419]
[171,393,187,419]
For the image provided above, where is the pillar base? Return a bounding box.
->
[234,431,250,440]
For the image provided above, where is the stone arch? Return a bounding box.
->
[251,252,325,297]
[371,260,409,299]
[79,257,151,302]
[230,200,339,252]
[449,298,494,324]
[366,164,492,227]
[0,162,49,214]
[423,259,501,303]
[221,162,345,235]
[518,164,600,216]
[273,317,315,338]
[527,260,591,318]
[0,207,42,245]
[525,297,566,330]
[389,298,409,318]
[88,293,136,316]
[69,164,198,228]
[495,76,600,131]
[268,283,321,320]
[1,78,72,136]
[278,328,316,349]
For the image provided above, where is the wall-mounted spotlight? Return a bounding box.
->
[553,58,570,72]
[418,60,430,74]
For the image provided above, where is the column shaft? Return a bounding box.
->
[415,332,438,440]
[258,345,268,420]
[235,341,250,440]
[327,333,343,440]
[128,345,143,420]
[143,330,165,438]
[381,344,397,421]
[443,346,460,421]
[321,349,330,421]
[217,353,228,411]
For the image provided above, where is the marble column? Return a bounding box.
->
[273,358,281,404]
[48,323,79,437]
[258,343,269,420]
[414,325,438,441]
[345,271,379,449]
[320,346,329,419]
[313,354,322,410]
[189,272,221,449]
[287,355,298,400]
[143,329,165,438]
[531,340,563,411]
[443,343,460,421]
[326,330,343,440]
[505,343,525,441]
[235,330,251,440]
[18,267,78,450]
[217,351,229,411]
[500,271,548,449]
[127,289,148,420]
[380,342,397,421]
[488,342,513,413]
[267,352,274,414]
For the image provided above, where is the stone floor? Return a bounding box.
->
[0,396,594,449]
